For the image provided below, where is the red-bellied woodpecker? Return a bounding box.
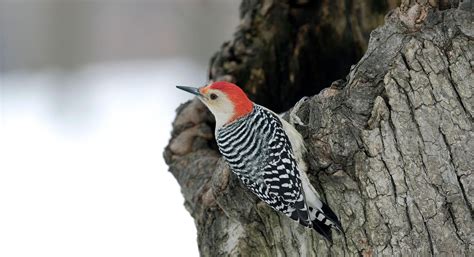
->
[177,81,342,242]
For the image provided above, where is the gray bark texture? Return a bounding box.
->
[164,1,473,256]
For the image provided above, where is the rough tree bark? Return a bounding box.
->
[164,0,473,256]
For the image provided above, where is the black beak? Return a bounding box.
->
[176,86,201,96]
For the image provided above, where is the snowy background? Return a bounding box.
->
[0,1,239,256]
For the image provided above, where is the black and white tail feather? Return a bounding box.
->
[278,107,342,242]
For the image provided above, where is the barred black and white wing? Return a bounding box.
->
[216,105,341,241]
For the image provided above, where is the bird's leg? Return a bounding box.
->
[289,96,309,127]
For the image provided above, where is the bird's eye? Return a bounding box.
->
[210,93,218,100]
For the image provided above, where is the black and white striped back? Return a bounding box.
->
[216,105,309,223]
[215,104,342,242]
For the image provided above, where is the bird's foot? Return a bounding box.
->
[289,96,309,126]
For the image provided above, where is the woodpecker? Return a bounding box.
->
[176,81,342,242]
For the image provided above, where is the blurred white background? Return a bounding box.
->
[0,1,239,256]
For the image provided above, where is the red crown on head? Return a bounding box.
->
[208,81,254,123]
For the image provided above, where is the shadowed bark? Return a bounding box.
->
[164,0,473,256]
[209,0,399,112]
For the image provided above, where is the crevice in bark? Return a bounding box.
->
[446,204,466,245]
[440,128,474,218]
[446,58,472,119]
[404,197,413,231]
[423,219,436,256]
[414,201,436,256]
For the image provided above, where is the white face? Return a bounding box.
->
[198,88,234,129]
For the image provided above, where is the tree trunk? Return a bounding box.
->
[164,1,473,256]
